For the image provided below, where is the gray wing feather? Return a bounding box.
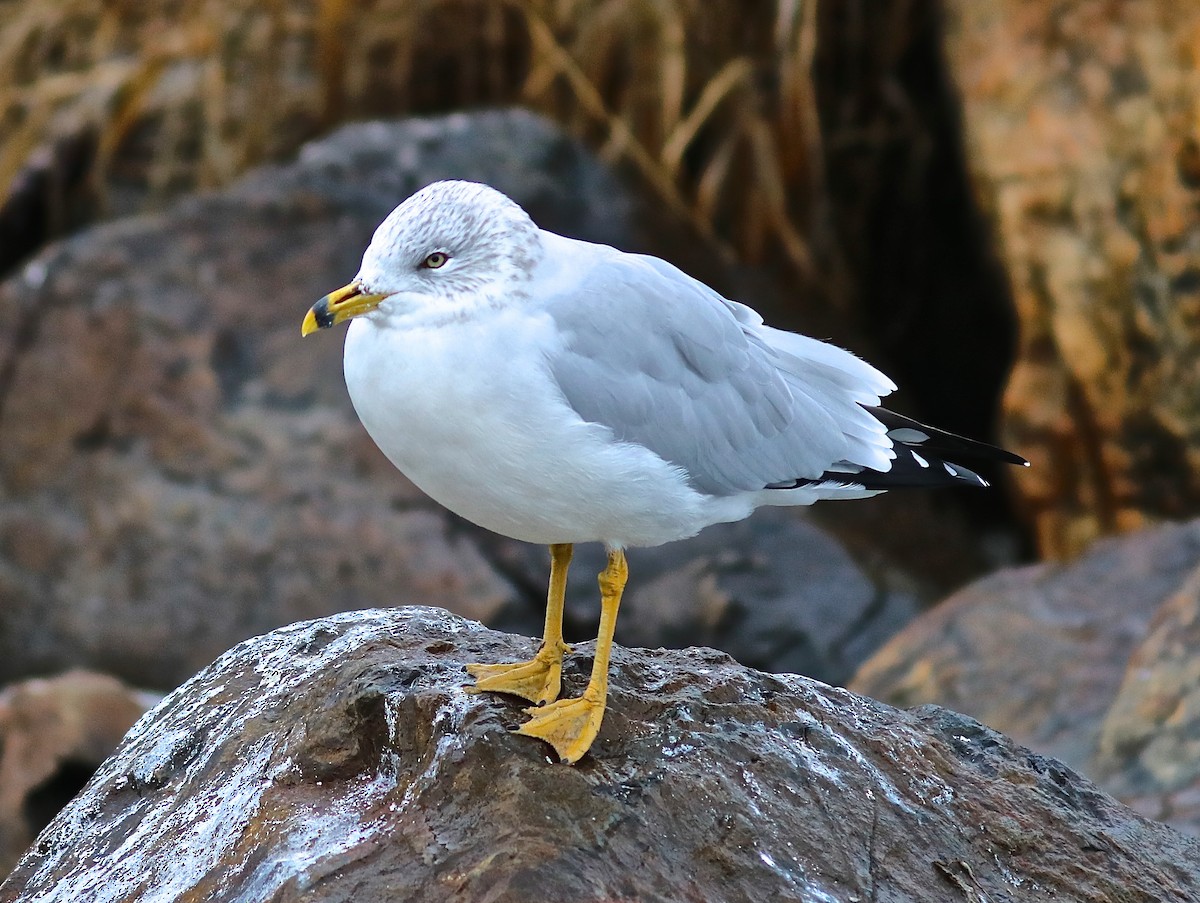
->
[544,250,894,495]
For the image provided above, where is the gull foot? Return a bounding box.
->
[514,691,605,764]
[466,643,570,705]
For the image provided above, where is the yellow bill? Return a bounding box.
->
[301,282,392,336]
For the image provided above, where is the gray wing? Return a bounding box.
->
[543,249,895,496]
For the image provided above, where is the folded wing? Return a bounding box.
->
[543,250,898,496]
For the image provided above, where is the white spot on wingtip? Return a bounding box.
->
[23,260,47,290]
[887,427,930,444]
[911,451,929,468]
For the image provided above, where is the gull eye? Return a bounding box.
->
[421,251,449,269]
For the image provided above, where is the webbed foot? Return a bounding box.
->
[466,641,571,705]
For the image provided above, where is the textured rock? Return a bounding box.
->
[1,607,1196,902]
[1094,565,1200,831]
[944,0,1200,557]
[853,518,1200,834]
[0,108,924,692]
[0,671,154,877]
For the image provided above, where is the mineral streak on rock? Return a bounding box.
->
[1,607,1196,902]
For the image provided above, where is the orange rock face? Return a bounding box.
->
[945,1,1200,557]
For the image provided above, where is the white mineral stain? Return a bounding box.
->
[240,770,397,899]
[777,690,921,817]
[20,609,483,901]
[392,693,472,814]
[33,736,278,903]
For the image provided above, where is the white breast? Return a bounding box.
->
[342,309,739,548]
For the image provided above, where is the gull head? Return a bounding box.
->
[302,180,541,334]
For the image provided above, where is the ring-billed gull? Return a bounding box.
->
[301,179,1026,764]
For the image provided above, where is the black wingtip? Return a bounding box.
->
[767,408,1028,495]
[989,446,1030,468]
[864,405,1028,469]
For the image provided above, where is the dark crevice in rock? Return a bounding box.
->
[209,327,256,404]
[295,686,391,782]
[0,131,99,283]
[72,413,113,451]
[21,759,98,841]
[814,0,1030,553]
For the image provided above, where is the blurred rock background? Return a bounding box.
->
[1,0,1199,878]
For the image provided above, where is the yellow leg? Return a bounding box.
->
[515,548,627,764]
[466,543,573,705]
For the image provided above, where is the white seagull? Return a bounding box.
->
[302,179,1026,764]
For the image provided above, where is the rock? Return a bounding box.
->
[488,508,920,687]
[943,0,1200,557]
[0,108,926,693]
[852,518,1200,833]
[1,607,1195,902]
[1094,565,1200,832]
[0,2,1032,580]
[0,671,154,878]
[0,110,630,690]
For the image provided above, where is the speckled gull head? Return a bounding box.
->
[301,179,1028,766]
[303,181,541,333]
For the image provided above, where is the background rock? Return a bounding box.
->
[944,0,1200,557]
[1094,565,1200,831]
[0,109,921,694]
[2,607,1196,903]
[0,671,154,878]
[489,507,920,687]
[0,1,1029,556]
[853,517,1200,834]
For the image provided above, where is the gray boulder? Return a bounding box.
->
[853,517,1200,835]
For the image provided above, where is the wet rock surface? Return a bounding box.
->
[2,607,1196,903]
[853,517,1200,835]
